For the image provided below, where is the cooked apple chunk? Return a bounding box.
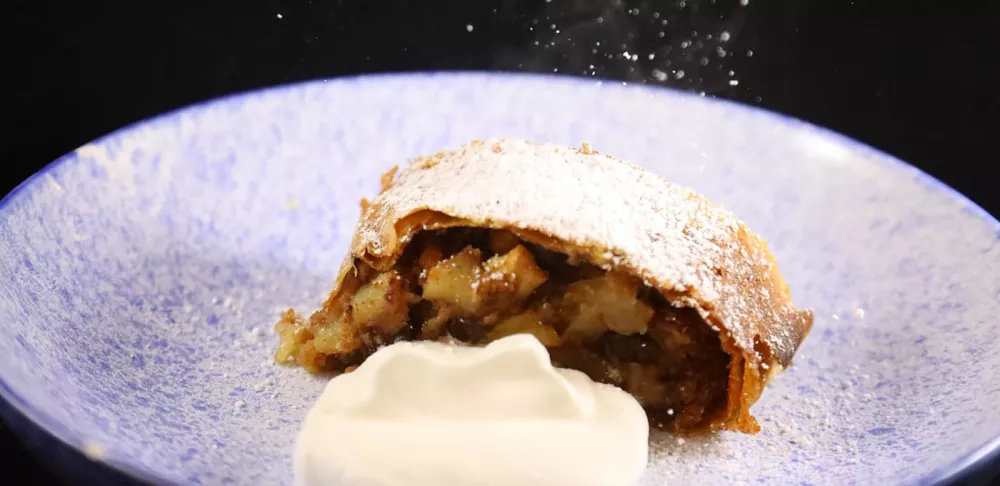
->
[562,273,655,342]
[421,247,482,314]
[349,269,414,336]
[488,310,562,347]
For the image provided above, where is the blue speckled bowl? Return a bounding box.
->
[1,73,998,485]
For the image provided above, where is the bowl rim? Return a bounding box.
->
[1,70,998,485]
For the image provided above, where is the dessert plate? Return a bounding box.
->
[1,73,998,485]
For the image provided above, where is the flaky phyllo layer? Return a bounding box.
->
[275,139,813,434]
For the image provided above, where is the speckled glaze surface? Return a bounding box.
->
[1,73,998,485]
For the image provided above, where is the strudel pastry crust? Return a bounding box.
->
[275,139,813,433]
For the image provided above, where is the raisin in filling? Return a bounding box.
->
[276,228,731,431]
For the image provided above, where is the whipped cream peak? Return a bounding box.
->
[343,335,595,421]
[295,334,649,486]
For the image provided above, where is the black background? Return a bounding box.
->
[4,0,1000,484]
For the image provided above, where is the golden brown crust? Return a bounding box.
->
[312,138,812,433]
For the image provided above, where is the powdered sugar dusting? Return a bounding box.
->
[356,139,809,364]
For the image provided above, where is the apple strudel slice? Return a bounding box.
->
[275,139,813,434]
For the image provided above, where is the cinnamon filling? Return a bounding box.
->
[276,228,731,432]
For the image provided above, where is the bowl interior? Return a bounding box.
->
[1,73,999,485]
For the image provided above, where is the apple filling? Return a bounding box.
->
[275,228,731,431]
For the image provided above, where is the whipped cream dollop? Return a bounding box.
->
[294,334,649,486]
